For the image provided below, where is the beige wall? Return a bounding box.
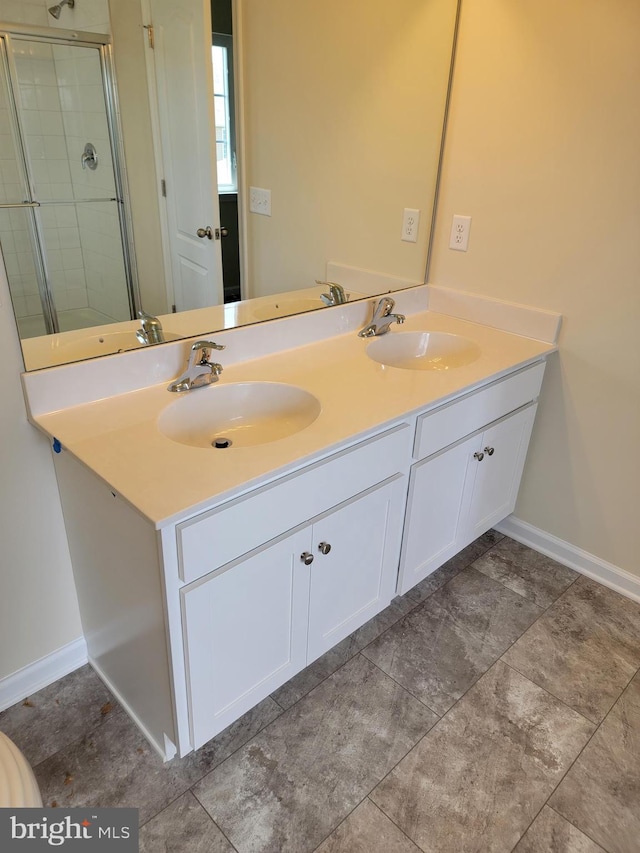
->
[430,0,640,575]
[0,260,82,682]
[241,0,458,297]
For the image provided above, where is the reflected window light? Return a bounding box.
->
[212,37,237,193]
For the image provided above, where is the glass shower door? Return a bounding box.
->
[0,30,135,339]
[0,35,55,335]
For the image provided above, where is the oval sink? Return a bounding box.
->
[367,331,481,371]
[158,381,321,448]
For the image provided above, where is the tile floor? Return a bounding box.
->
[2,531,639,852]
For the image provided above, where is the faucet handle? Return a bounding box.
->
[189,340,225,366]
[191,340,225,351]
[315,280,348,305]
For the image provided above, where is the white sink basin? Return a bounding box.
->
[367,331,481,371]
[158,381,321,448]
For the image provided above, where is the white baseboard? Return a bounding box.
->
[0,637,87,713]
[495,516,640,604]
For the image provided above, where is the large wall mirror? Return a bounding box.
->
[0,0,460,370]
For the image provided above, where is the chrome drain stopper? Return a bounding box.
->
[212,437,232,449]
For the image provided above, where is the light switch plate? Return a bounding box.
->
[249,187,271,216]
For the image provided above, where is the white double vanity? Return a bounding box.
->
[21,285,560,761]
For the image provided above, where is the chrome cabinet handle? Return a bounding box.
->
[484,446,495,456]
[300,552,314,565]
[474,451,485,462]
[318,542,332,555]
[196,226,213,239]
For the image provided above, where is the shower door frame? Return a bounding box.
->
[0,21,139,335]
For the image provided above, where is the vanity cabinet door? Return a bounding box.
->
[398,403,538,597]
[397,434,478,596]
[461,403,537,545]
[182,528,311,750]
[306,477,404,662]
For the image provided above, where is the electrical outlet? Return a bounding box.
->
[449,214,471,251]
[249,186,271,216]
[402,208,420,243]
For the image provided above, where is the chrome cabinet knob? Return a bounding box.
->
[300,552,314,565]
[318,542,332,555]
[474,451,485,462]
[484,446,495,456]
[196,226,213,239]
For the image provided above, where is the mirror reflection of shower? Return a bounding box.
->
[48,0,75,20]
[0,24,137,338]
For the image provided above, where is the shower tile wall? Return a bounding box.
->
[53,42,129,323]
[0,0,130,331]
[16,38,90,320]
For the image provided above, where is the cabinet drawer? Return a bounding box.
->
[177,423,411,583]
[414,361,545,461]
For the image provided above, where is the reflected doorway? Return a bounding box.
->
[212,0,241,303]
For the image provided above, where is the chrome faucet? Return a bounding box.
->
[167,340,225,392]
[316,280,348,306]
[358,296,405,337]
[136,311,165,345]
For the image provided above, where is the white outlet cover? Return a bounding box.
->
[401,208,420,243]
[449,214,471,251]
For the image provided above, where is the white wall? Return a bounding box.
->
[0,258,82,682]
[430,0,640,576]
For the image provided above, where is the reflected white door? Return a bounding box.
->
[148,0,224,311]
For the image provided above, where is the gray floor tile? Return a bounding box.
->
[34,705,195,824]
[179,697,282,783]
[140,792,235,852]
[473,537,578,607]
[271,595,416,710]
[315,798,421,853]
[550,671,640,853]
[513,806,605,852]
[503,576,640,722]
[0,664,115,766]
[194,655,437,853]
[370,661,595,853]
[405,529,505,605]
[363,568,542,715]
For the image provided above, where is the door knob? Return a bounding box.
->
[300,552,314,565]
[219,225,229,237]
[196,226,213,239]
[474,451,485,462]
[318,542,331,555]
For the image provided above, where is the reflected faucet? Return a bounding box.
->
[358,297,405,338]
[136,311,165,345]
[168,340,225,392]
[316,280,348,307]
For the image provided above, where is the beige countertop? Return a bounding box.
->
[32,310,555,528]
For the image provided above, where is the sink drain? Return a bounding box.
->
[212,437,233,449]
